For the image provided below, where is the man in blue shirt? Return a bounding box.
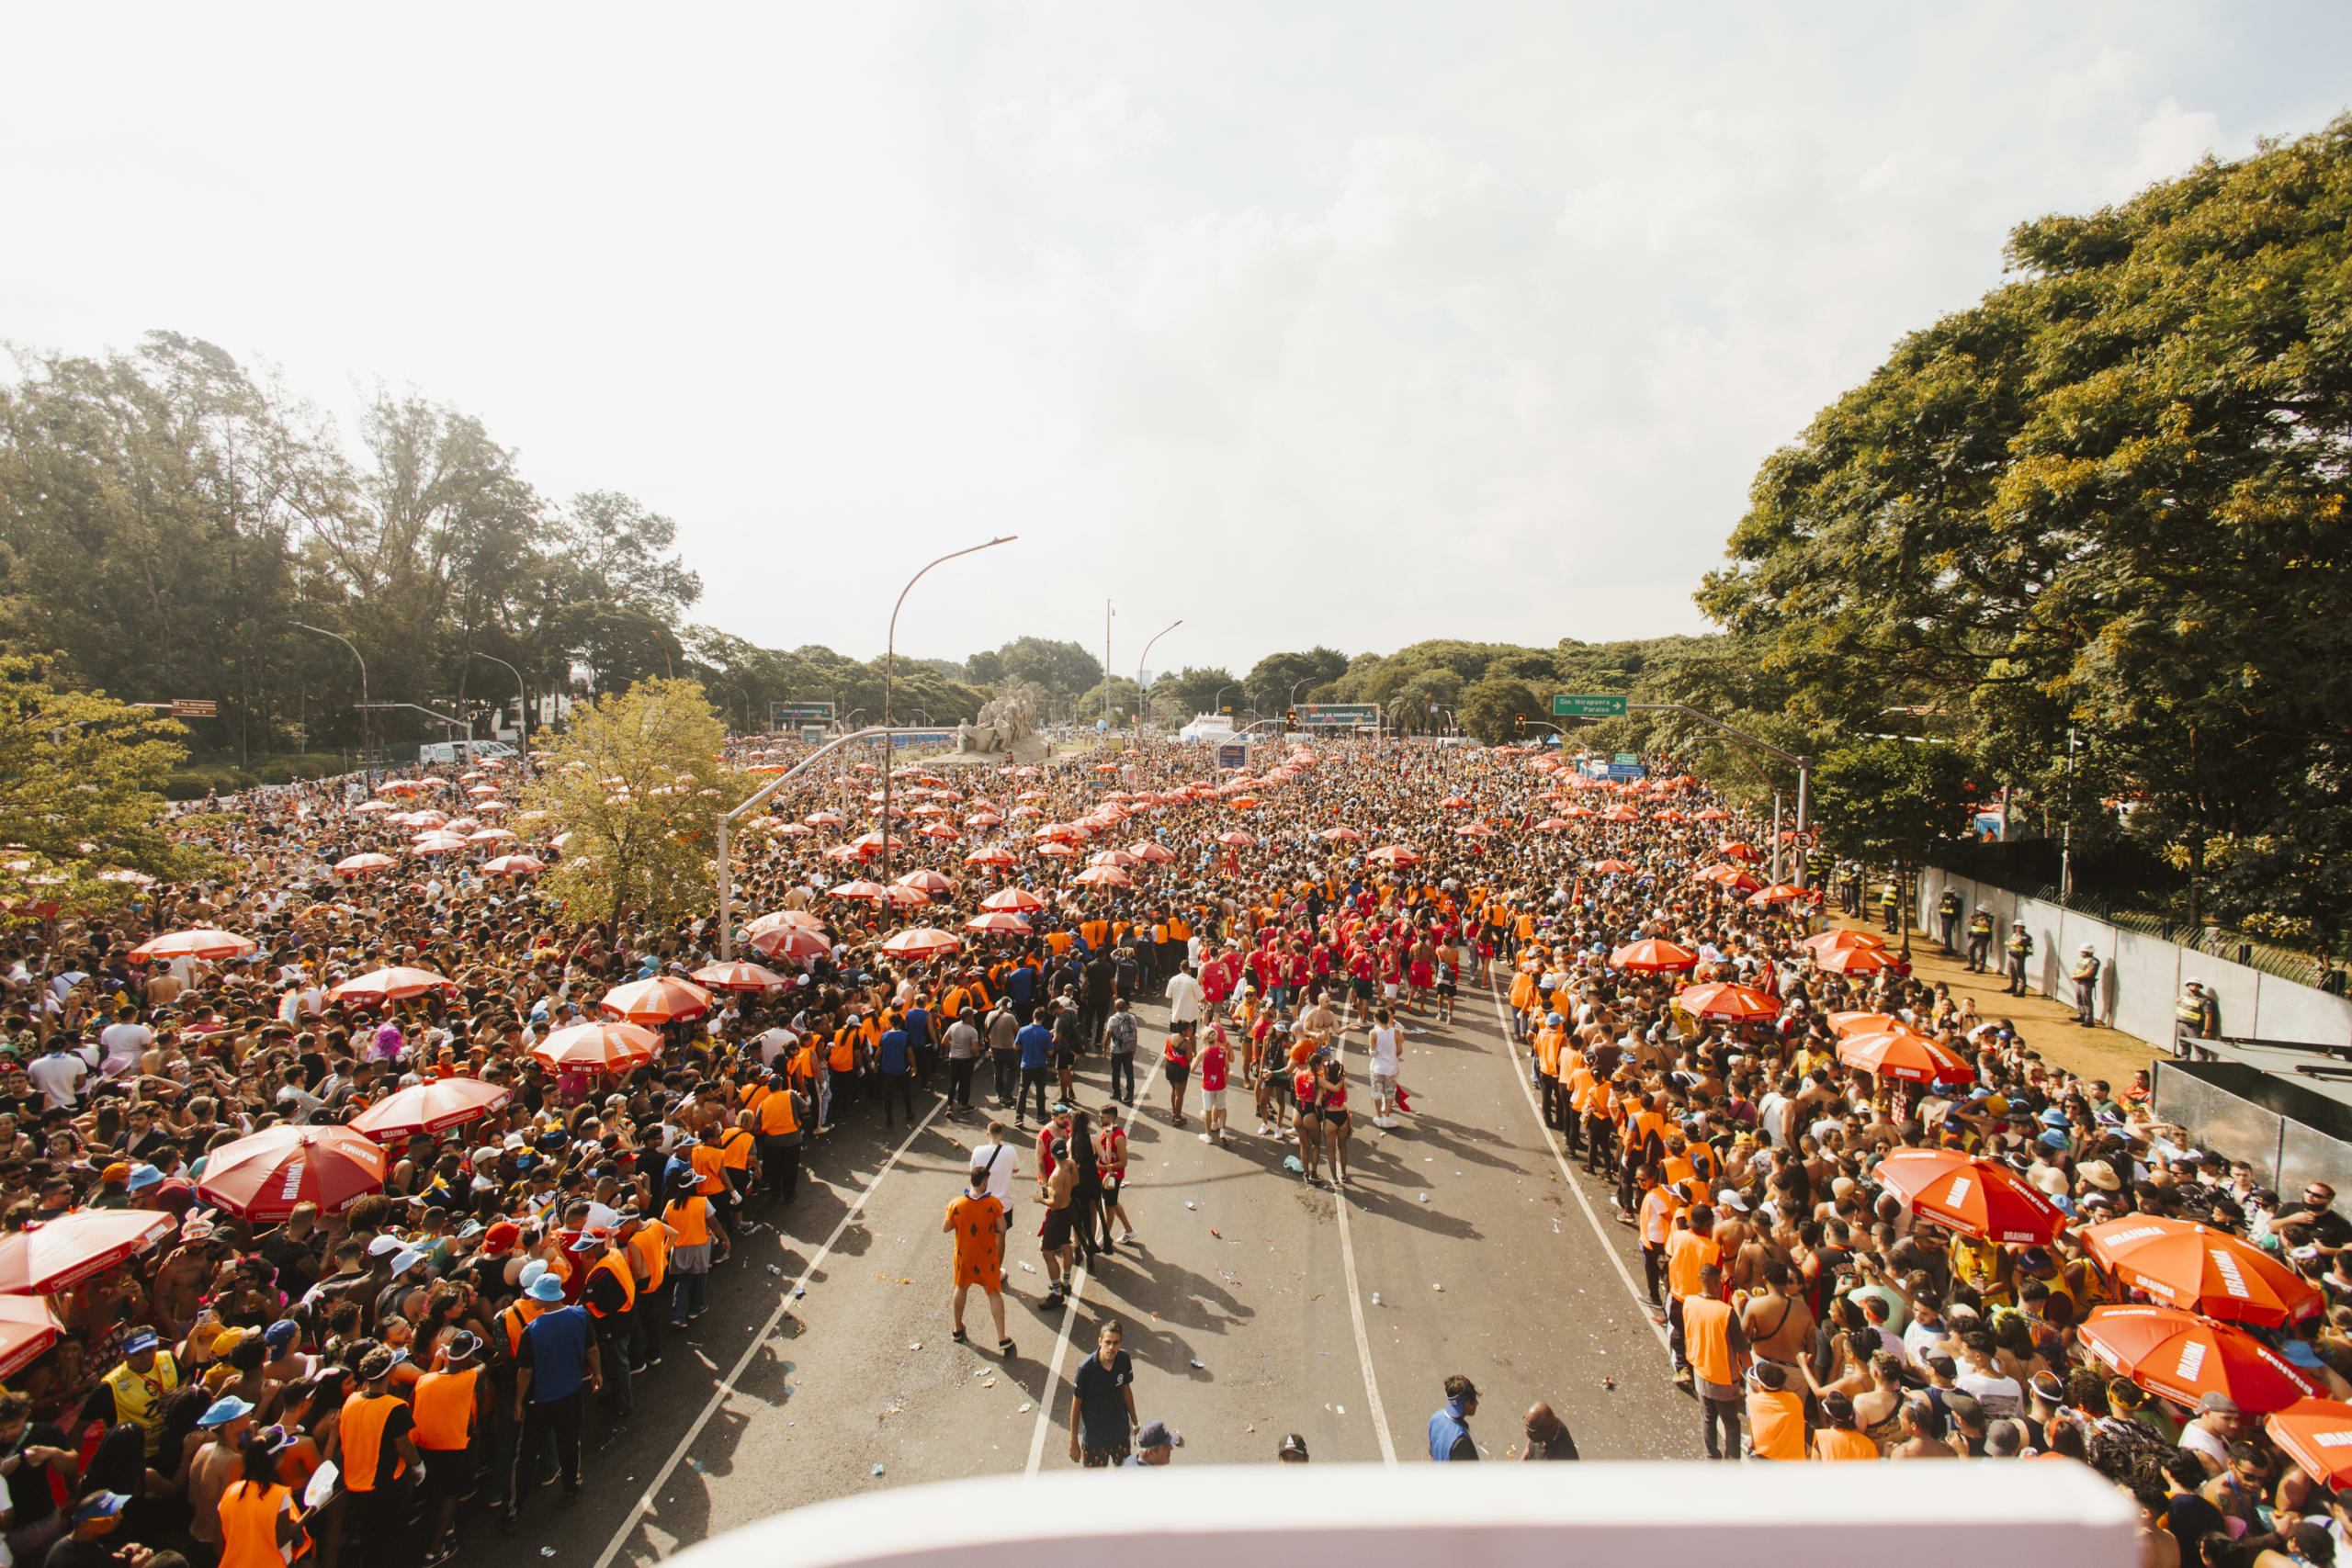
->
[902,1001,935,1092]
[1427,1374,1479,1461]
[1015,1017,1054,1128]
[507,1274,601,1524]
[876,1018,916,1128]
[1006,962,1037,1022]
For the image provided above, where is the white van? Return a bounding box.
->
[420,739,519,767]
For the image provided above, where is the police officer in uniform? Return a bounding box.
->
[2004,920,2035,997]
[2070,943,2102,1026]
[1965,907,1994,973]
[1937,888,1963,953]
[2176,980,2211,1057]
[1879,879,1902,935]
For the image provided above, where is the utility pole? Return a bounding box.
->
[2061,726,2078,905]
[1103,599,1114,732]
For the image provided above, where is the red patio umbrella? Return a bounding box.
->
[1872,1149,2065,1244]
[1815,944,1899,975]
[2267,1399,2352,1488]
[880,927,963,961]
[532,1021,660,1072]
[2078,1306,2319,1414]
[1803,929,1886,955]
[747,909,826,933]
[965,911,1033,934]
[482,854,546,877]
[1318,827,1364,842]
[692,961,794,994]
[129,929,256,964]
[601,976,714,1024]
[329,967,457,1005]
[2082,1217,2325,1328]
[198,1125,387,1220]
[1216,830,1257,848]
[982,887,1046,912]
[0,1295,62,1377]
[333,853,398,877]
[1674,982,1781,1021]
[964,845,1016,867]
[1366,846,1420,866]
[1590,859,1634,874]
[1828,1010,1909,1038]
[1838,1030,1973,1086]
[1610,939,1699,973]
[1074,865,1134,887]
[748,925,831,962]
[0,1209,177,1292]
[830,879,888,900]
[350,1077,513,1142]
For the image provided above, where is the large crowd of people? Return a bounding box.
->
[0,727,2346,1568]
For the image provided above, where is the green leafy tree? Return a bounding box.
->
[0,659,205,913]
[1810,740,1980,953]
[1458,676,1542,745]
[1152,665,1238,722]
[526,678,729,936]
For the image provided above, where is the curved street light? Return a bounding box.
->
[291,622,371,780]
[883,536,1018,880]
[1135,619,1182,737]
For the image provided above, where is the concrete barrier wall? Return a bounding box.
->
[1915,867,2352,1051]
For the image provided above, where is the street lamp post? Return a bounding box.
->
[1136,619,1182,738]
[469,651,531,773]
[883,536,1017,883]
[1213,684,1237,722]
[292,623,371,782]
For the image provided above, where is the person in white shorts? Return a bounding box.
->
[1368,1007,1403,1130]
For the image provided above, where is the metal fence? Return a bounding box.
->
[2012,884,2346,994]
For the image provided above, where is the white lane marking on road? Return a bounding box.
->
[592,1098,946,1568]
[1023,1045,1167,1475]
[1332,1185,1399,1464]
[1482,978,1670,1349]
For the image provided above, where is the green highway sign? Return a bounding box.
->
[772,701,836,727]
[1614,752,1639,765]
[1554,694,1627,717]
[1297,703,1378,727]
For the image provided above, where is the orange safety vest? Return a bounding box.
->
[1683,1296,1739,1386]
[758,1089,799,1136]
[1814,1427,1879,1462]
[217,1480,291,1568]
[664,1195,711,1247]
[338,1392,408,1493]
[1666,1228,1720,1301]
[1169,918,1191,942]
[586,1249,637,1318]
[718,1126,755,1171]
[630,1220,669,1292]
[412,1366,479,1451]
[499,1299,548,1357]
[1747,1390,1806,1460]
[690,1144,728,1195]
[828,1029,858,1073]
[1081,919,1108,949]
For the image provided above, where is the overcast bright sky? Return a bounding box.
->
[7,4,2347,676]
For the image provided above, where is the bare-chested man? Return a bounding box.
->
[1739,1258,1816,1380]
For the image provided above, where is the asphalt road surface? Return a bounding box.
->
[465,978,1702,1568]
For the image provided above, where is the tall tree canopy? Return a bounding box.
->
[1698,114,2352,942]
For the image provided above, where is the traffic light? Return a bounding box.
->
[1514,715,1526,733]
[1285,708,1297,728]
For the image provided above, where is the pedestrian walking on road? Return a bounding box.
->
[1036,1141,1078,1306]
[1521,1403,1580,1460]
[1067,1320,1137,1467]
[505,1275,598,1527]
[1121,1419,1182,1466]
[944,1173,1012,1358]
[1428,1374,1479,1460]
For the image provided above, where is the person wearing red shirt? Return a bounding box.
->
[1196,1029,1231,1145]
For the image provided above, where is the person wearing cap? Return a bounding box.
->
[1276,1433,1309,1463]
[574,1226,637,1419]
[1965,906,1994,972]
[2178,1391,2245,1478]
[1120,1419,1181,1466]
[215,1421,304,1568]
[187,1394,256,1562]
[508,1270,599,1520]
[413,1332,486,1564]
[45,1491,144,1568]
[2175,979,2211,1057]
[83,1331,179,1462]
[2002,919,2034,997]
[328,1347,419,1568]
[2068,943,2102,1027]
[1427,1374,1479,1461]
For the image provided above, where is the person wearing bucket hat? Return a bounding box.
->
[187,1395,257,1562]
